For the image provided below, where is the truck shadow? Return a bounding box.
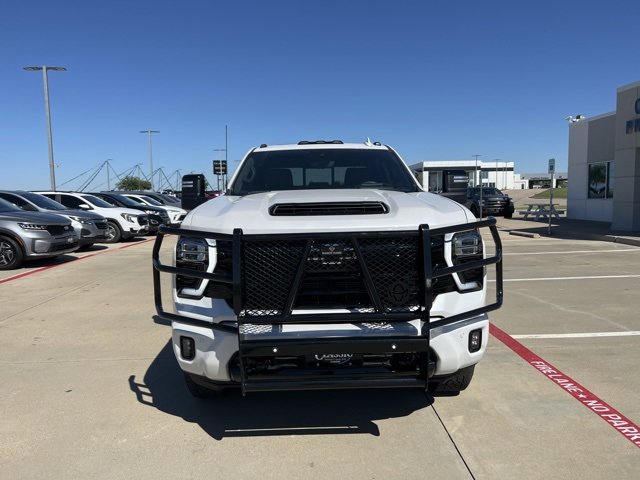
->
[129,340,434,440]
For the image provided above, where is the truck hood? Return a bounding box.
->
[182,189,471,234]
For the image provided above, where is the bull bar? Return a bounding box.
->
[152,218,503,393]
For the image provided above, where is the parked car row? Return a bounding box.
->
[0,190,187,270]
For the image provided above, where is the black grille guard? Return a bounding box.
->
[152,218,503,332]
[152,218,502,392]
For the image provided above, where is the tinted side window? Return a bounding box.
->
[0,193,23,207]
[57,195,86,209]
[97,195,118,206]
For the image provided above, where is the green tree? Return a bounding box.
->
[115,176,152,191]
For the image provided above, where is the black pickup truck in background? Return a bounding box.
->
[464,187,514,218]
[431,169,514,218]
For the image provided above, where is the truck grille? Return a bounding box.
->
[484,198,507,208]
[240,236,449,317]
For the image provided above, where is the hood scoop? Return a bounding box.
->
[269,201,389,216]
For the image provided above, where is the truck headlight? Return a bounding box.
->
[451,230,483,287]
[177,237,208,262]
[120,213,138,223]
[176,237,209,292]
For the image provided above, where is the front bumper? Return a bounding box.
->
[76,220,108,245]
[24,231,79,258]
[153,219,503,393]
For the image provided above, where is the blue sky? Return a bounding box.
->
[1,0,638,190]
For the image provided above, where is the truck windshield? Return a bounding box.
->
[228,148,420,196]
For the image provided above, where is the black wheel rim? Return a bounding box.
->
[0,240,15,266]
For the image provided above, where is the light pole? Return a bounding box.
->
[24,65,66,191]
[503,163,507,189]
[472,154,482,218]
[213,124,229,191]
[472,154,482,186]
[140,130,159,190]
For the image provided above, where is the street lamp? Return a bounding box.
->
[213,124,229,190]
[139,130,160,190]
[472,154,482,186]
[23,65,67,191]
[472,154,482,218]
[493,159,501,189]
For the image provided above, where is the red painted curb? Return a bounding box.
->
[490,323,640,449]
[0,237,156,285]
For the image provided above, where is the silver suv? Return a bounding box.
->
[0,198,79,270]
[0,191,108,249]
[37,192,148,243]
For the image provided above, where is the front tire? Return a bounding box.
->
[184,373,225,398]
[104,221,122,243]
[0,236,23,270]
[428,365,475,395]
[470,205,480,218]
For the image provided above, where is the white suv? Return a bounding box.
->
[122,193,187,226]
[38,192,148,243]
[152,140,503,397]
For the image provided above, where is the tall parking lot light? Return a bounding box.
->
[472,154,482,218]
[23,66,67,191]
[140,130,160,190]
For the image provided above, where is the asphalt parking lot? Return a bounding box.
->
[1,231,639,479]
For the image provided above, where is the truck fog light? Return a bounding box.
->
[469,329,482,353]
[180,336,195,360]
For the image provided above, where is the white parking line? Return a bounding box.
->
[489,274,640,282]
[512,331,640,339]
[504,249,640,256]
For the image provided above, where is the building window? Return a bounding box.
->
[428,171,442,192]
[588,162,613,199]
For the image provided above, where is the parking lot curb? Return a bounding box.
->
[508,230,540,238]
[553,231,640,247]
[609,236,640,247]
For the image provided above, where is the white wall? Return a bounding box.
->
[568,113,615,221]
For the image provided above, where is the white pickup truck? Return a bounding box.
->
[153,140,503,397]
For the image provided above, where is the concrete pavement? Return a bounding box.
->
[1,229,639,479]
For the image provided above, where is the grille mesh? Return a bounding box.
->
[359,238,420,313]
[240,236,425,317]
[242,240,307,316]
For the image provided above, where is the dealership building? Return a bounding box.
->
[409,160,516,192]
[568,80,640,231]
